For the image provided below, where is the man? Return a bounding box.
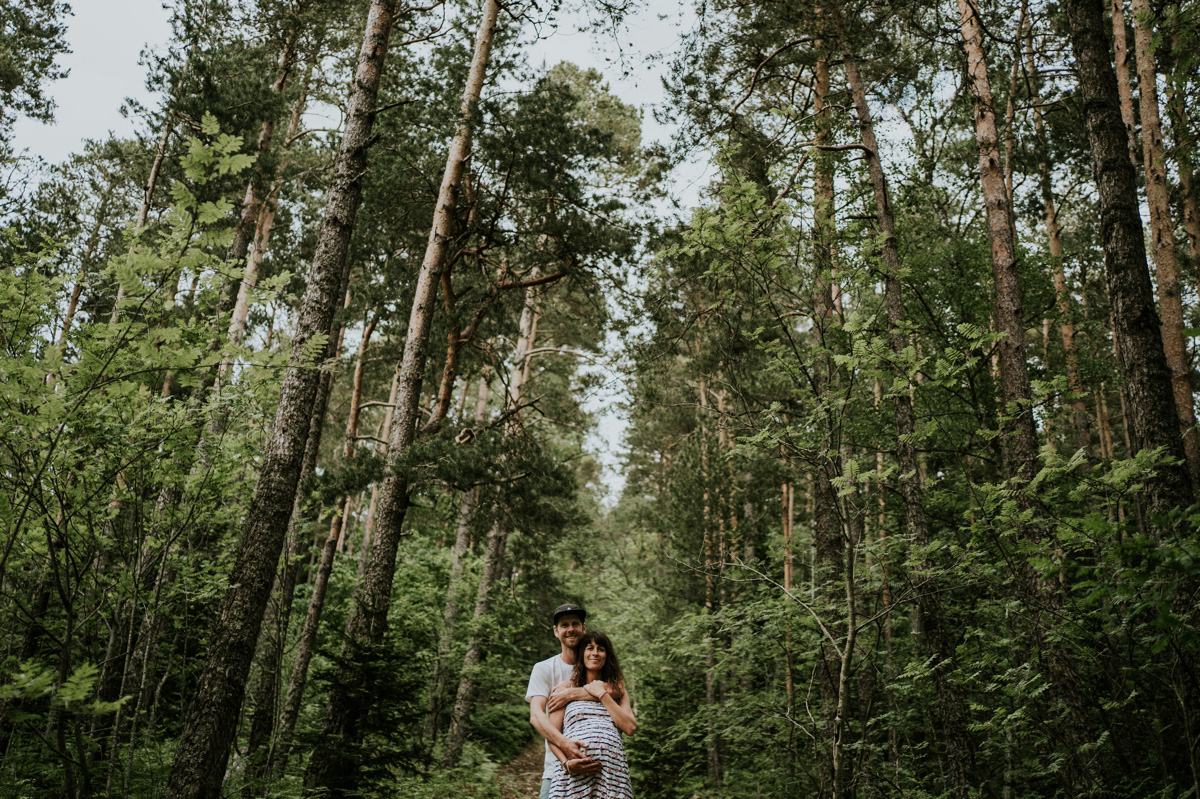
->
[526,603,603,798]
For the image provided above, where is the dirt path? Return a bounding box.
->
[496,740,545,799]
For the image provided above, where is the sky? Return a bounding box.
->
[13,0,710,500]
[12,1,174,164]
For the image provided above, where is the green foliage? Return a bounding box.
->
[4,0,1199,797]
[0,0,69,136]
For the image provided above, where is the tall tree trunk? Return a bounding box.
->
[1129,0,1200,490]
[358,364,402,581]
[443,279,539,767]
[958,0,1039,485]
[1061,0,1195,516]
[696,362,722,786]
[810,47,846,795]
[221,63,311,382]
[427,369,491,740]
[1110,0,1140,164]
[110,118,172,324]
[308,3,501,788]
[164,5,398,795]
[243,310,345,791]
[830,509,858,799]
[1026,30,1092,458]
[845,51,981,797]
[1165,34,1200,259]
[273,320,375,774]
[262,342,351,780]
[59,212,106,349]
[1175,129,1200,260]
[218,6,309,324]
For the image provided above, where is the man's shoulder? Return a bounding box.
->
[530,653,564,673]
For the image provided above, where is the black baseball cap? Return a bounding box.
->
[553,604,587,624]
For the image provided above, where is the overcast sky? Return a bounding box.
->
[12,1,172,163]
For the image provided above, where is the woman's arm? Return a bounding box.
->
[586,680,637,736]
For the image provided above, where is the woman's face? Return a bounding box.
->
[583,640,607,672]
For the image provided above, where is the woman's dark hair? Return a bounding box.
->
[571,631,625,697]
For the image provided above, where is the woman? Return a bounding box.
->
[546,631,637,798]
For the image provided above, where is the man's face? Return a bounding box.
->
[554,615,585,649]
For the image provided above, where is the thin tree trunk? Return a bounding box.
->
[310,4,501,787]
[1026,30,1092,458]
[252,352,340,783]
[781,479,796,776]
[845,50,981,797]
[696,364,721,786]
[244,310,347,794]
[1177,138,1200,260]
[443,281,538,767]
[958,0,1039,486]
[164,5,398,795]
[358,364,402,581]
[1061,0,1195,516]
[273,320,374,771]
[1096,384,1115,459]
[110,119,172,324]
[427,369,491,740]
[221,72,310,382]
[811,46,846,795]
[219,8,307,321]
[441,517,505,765]
[1110,0,1140,164]
[58,212,106,351]
[242,534,304,795]
[1130,0,1200,490]
[1165,37,1200,258]
[830,511,858,799]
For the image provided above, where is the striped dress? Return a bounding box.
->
[548,700,633,799]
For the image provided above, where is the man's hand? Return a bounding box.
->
[547,685,591,713]
[564,757,601,777]
[558,737,590,761]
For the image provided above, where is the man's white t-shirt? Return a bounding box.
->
[525,653,574,780]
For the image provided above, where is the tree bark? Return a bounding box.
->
[358,363,402,580]
[958,0,1039,485]
[308,2,501,786]
[164,4,398,795]
[262,336,354,781]
[1061,0,1195,516]
[810,48,845,795]
[697,366,722,786]
[1177,140,1200,260]
[1129,0,1200,490]
[441,517,504,765]
[1110,0,1140,164]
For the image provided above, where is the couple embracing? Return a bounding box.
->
[526,604,636,799]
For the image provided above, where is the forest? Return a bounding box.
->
[1,0,1199,796]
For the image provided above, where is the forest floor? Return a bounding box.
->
[496,741,545,798]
